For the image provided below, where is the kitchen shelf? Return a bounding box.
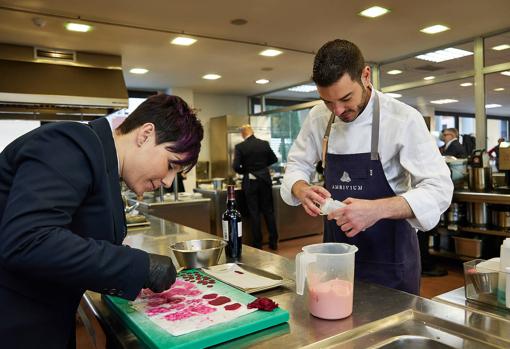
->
[453,190,510,204]
[429,249,472,261]
[458,225,510,238]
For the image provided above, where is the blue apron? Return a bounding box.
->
[323,92,420,295]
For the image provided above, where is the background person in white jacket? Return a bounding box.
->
[281,39,453,294]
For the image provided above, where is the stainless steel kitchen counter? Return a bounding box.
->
[82,216,510,348]
[127,197,212,234]
[434,286,510,321]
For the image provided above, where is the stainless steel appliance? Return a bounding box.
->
[210,115,249,180]
[491,206,510,228]
[467,149,491,192]
[0,43,128,121]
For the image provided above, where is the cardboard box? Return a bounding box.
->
[499,146,510,170]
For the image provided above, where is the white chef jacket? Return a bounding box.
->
[281,89,453,232]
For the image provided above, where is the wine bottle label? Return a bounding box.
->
[238,222,242,237]
[222,220,228,241]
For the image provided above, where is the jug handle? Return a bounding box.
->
[296,251,316,295]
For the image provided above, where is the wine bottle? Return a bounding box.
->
[222,185,242,259]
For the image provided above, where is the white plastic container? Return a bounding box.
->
[497,238,510,306]
[319,198,346,215]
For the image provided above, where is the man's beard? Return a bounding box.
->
[341,83,371,123]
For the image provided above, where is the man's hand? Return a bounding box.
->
[292,180,331,216]
[327,196,413,238]
[144,253,177,293]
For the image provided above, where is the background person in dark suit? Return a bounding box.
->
[0,94,203,348]
[233,125,279,250]
[441,128,467,158]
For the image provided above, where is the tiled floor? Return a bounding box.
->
[77,233,465,348]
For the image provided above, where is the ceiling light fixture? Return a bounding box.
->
[202,74,221,80]
[65,22,92,32]
[359,6,390,18]
[420,24,450,34]
[416,47,473,63]
[259,49,282,57]
[501,71,510,76]
[171,37,197,46]
[386,93,402,98]
[288,85,317,93]
[460,82,473,87]
[387,70,402,75]
[492,44,510,51]
[255,79,270,84]
[494,87,505,91]
[486,104,502,109]
[423,76,435,80]
[430,99,458,105]
[129,68,148,74]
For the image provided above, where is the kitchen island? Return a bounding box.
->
[80,215,510,348]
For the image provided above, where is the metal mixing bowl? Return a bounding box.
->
[170,239,227,269]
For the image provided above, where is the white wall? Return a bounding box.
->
[0,120,40,151]
[193,93,248,162]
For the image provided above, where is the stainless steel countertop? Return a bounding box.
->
[434,286,510,321]
[84,216,510,348]
[128,197,211,208]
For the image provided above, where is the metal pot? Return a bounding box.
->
[491,209,510,228]
[468,167,491,192]
[467,202,488,225]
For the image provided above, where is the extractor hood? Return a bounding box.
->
[0,43,128,121]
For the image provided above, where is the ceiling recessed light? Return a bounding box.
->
[420,24,450,34]
[424,76,435,80]
[129,68,148,74]
[386,93,402,98]
[494,87,505,91]
[202,74,221,80]
[230,18,248,26]
[430,99,458,105]
[65,22,92,32]
[259,49,282,57]
[171,37,197,46]
[416,47,473,63]
[486,104,502,109]
[359,6,390,18]
[288,85,317,93]
[387,70,402,75]
[460,82,473,87]
[501,71,510,76]
[255,79,270,84]
[492,44,510,51]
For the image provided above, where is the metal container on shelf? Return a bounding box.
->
[454,236,482,258]
[467,202,488,225]
[468,167,491,192]
[446,202,464,224]
[491,206,510,228]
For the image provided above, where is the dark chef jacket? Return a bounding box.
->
[0,118,149,348]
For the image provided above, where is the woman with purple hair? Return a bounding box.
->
[0,94,203,348]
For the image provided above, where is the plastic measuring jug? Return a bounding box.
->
[296,243,358,319]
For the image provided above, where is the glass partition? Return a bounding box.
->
[380,42,474,88]
[484,31,510,67]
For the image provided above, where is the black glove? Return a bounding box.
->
[144,253,177,293]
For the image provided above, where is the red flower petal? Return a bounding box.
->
[247,297,278,311]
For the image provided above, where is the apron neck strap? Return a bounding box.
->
[370,91,380,161]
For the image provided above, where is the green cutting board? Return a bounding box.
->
[105,269,289,349]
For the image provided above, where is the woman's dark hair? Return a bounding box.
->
[117,94,203,173]
[312,39,365,87]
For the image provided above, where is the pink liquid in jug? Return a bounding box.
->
[308,278,353,319]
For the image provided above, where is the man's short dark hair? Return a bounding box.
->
[312,39,365,87]
[117,94,203,173]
